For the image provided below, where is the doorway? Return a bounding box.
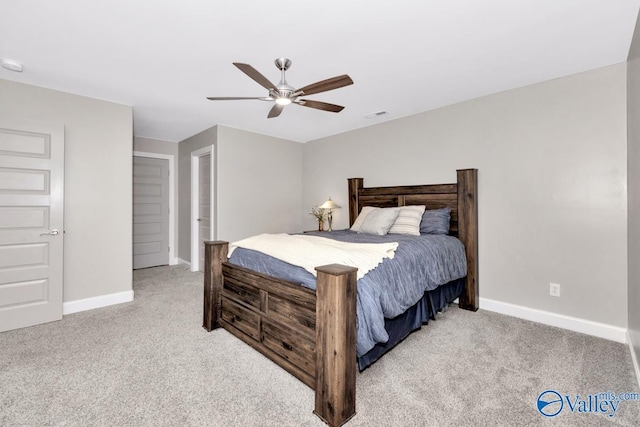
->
[190,146,214,272]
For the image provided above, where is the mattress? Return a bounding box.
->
[228,230,467,356]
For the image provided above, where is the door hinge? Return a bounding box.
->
[168,246,170,252]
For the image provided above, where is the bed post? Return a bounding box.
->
[347,178,363,227]
[456,169,479,311]
[314,264,358,427]
[203,241,228,332]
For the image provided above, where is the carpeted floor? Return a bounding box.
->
[1,265,639,426]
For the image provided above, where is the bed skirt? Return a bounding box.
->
[357,277,466,371]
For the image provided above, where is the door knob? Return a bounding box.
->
[40,229,59,236]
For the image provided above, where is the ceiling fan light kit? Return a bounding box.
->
[207,58,353,118]
[275,97,292,106]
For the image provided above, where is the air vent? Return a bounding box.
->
[364,110,388,119]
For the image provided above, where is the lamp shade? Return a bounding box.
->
[319,198,340,209]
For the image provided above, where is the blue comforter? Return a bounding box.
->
[228,230,467,356]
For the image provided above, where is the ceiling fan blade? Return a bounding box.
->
[267,104,284,118]
[297,99,345,113]
[206,96,269,100]
[297,74,353,96]
[233,63,279,91]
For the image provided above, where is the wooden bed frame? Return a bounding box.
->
[203,169,478,426]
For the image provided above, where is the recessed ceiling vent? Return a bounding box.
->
[364,110,388,119]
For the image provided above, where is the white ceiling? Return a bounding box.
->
[1,0,639,143]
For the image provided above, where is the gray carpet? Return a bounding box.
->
[1,265,639,426]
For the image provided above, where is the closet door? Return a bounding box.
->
[133,156,170,269]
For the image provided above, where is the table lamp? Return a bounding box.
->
[319,198,341,231]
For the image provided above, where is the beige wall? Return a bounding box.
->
[303,64,628,327]
[177,126,217,261]
[216,126,302,241]
[628,13,640,369]
[0,79,133,302]
[134,136,179,158]
[176,125,302,263]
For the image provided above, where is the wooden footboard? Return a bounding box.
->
[204,241,358,426]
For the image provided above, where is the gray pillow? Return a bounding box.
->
[350,206,376,232]
[419,207,451,235]
[359,207,400,236]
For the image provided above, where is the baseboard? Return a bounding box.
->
[63,290,134,315]
[479,297,627,343]
[177,258,191,267]
[170,257,179,266]
[628,331,640,391]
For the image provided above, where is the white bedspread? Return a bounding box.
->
[228,233,398,280]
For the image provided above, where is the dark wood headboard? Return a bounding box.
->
[347,169,478,311]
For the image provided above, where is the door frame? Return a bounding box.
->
[190,145,215,272]
[132,151,177,266]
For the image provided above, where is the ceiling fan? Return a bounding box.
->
[207,58,353,118]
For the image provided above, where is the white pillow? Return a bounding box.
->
[359,208,400,236]
[388,205,426,236]
[350,206,376,232]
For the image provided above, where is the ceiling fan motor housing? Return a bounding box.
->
[275,58,295,98]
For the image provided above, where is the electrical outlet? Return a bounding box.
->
[550,282,561,297]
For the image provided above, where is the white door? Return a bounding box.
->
[0,119,64,332]
[198,153,211,272]
[132,156,170,269]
